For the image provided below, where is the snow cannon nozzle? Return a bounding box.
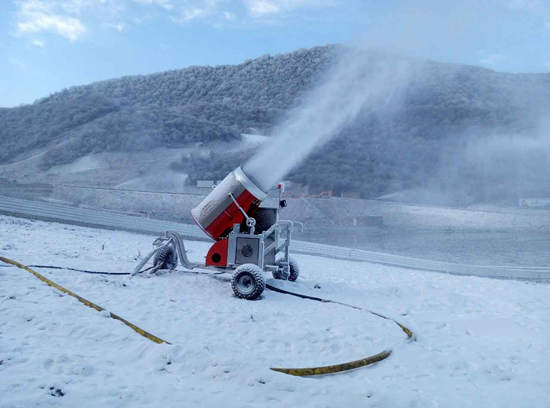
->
[191,167,267,240]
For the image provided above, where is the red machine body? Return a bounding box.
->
[191,167,267,241]
[205,239,229,267]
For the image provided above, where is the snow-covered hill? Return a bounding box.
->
[3,45,550,202]
[1,215,549,407]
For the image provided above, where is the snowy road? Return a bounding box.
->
[1,215,549,407]
[1,195,549,281]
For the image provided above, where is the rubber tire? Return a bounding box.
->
[273,257,299,281]
[232,264,265,300]
[288,257,299,282]
[153,245,177,270]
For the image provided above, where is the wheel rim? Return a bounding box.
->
[236,273,255,295]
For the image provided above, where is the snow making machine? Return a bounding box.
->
[135,167,299,300]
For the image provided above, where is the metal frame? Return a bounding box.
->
[206,182,295,277]
[226,219,293,275]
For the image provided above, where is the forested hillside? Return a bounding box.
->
[2,44,549,200]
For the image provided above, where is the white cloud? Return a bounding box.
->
[242,0,332,17]
[129,0,213,22]
[173,7,209,22]
[16,0,86,41]
[18,13,86,41]
[31,38,45,47]
[245,0,280,15]
[163,0,226,23]
[58,0,126,16]
[133,0,334,22]
[107,22,125,32]
[223,11,236,20]
[13,0,336,38]
[132,0,174,11]
[15,0,126,41]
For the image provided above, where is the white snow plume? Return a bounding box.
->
[432,125,550,204]
[243,48,416,192]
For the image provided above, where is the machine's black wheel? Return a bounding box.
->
[288,257,299,282]
[231,264,265,300]
[274,257,299,281]
[153,245,177,270]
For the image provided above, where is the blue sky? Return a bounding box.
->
[2,0,550,107]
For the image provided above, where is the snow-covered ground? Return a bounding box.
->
[1,215,549,407]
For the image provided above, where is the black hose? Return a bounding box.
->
[0,263,223,276]
[31,265,131,275]
[0,263,132,275]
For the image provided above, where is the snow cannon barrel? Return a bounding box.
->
[191,167,267,240]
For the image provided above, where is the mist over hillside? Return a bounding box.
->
[2,44,550,204]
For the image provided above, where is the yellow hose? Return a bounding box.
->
[0,256,170,345]
[1,256,415,376]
